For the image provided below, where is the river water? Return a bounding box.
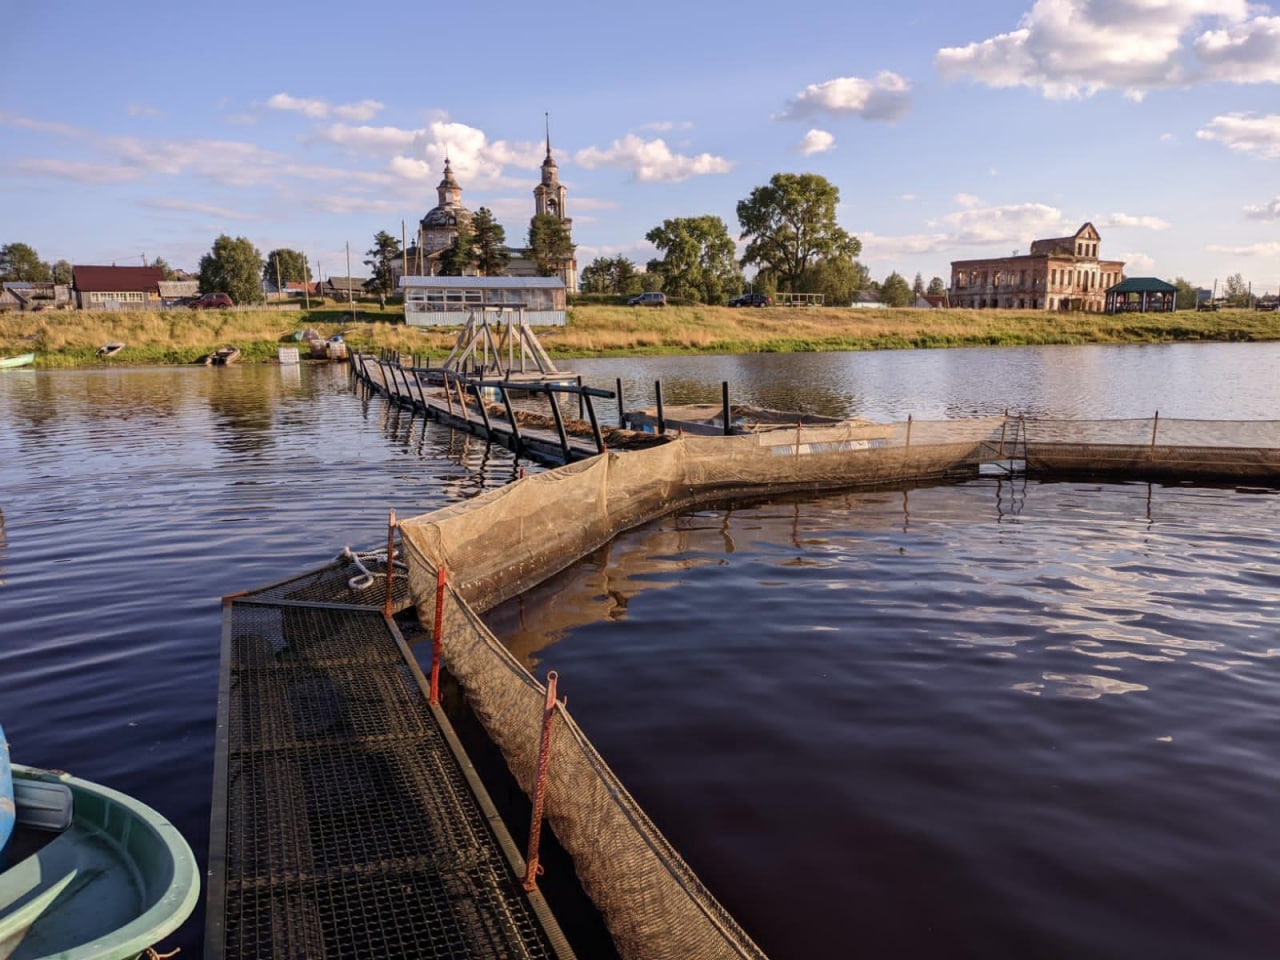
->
[2,342,1278,958]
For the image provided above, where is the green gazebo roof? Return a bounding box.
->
[1106,277,1177,293]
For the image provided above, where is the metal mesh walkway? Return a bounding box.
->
[207,554,572,959]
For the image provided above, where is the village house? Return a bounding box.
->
[949,223,1124,312]
[72,265,165,310]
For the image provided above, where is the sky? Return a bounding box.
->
[1,0,1277,293]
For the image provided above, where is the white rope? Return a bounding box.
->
[341,546,407,590]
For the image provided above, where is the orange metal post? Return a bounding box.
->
[523,671,559,891]
[430,565,446,706]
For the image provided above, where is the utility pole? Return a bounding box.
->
[274,255,283,302]
[302,251,310,310]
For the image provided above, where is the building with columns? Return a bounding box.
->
[949,223,1124,312]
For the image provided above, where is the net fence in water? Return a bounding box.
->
[1021,416,1280,481]
[398,420,1004,960]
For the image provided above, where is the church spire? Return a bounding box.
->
[545,112,552,159]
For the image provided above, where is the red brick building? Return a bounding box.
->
[949,223,1124,312]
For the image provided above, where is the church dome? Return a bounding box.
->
[420,206,469,229]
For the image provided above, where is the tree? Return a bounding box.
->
[471,208,510,277]
[879,271,913,307]
[912,272,925,296]
[364,231,402,296]
[0,243,52,283]
[736,173,861,292]
[262,248,310,289]
[926,276,947,296]
[800,257,870,306]
[1171,277,1200,311]
[1223,273,1253,308]
[438,222,476,277]
[527,213,574,277]
[150,257,177,281]
[580,256,642,295]
[51,259,73,285]
[198,235,264,304]
[645,215,741,304]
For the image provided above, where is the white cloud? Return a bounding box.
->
[266,93,383,122]
[1207,241,1280,256]
[936,0,1258,99]
[798,129,836,155]
[954,192,983,208]
[1118,251,1157,272]
[1244,196,1280,219]
[7,158,142,184]
[1195,15,1280,82]
[127,103,162,119]
[141,198,259,220]
[861,232,952,259]
[1197,112,1280,158]
[928,202,1067,246]
[641,121,693,132]
[898,193,917,201]
[312,123,418,152]
[574,134,732,183]
[576,239,658,262]
[1102,213,1171,230]
[778,72,912,122]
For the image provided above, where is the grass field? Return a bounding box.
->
[3,303,1277,368]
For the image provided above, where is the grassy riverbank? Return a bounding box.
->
[3,304,1278,367]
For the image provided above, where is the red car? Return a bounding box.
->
[190,292,233,309]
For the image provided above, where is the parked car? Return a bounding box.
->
[728,293,772,307]
[627,291,667,308]
[190,292,233,310]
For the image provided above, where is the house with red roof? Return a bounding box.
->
[72,265,165,310]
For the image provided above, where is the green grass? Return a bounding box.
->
[4,304,1278,367]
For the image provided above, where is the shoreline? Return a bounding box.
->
[3,304,1278,368]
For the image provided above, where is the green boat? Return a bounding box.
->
[0,764,199,960]
[0,353,35,370]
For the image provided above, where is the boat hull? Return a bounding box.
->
[0,354,35,370]
[0,765,199,960]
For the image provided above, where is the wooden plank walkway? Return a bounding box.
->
[351,352,609,466]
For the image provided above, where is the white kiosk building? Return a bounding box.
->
[400,276,567,327]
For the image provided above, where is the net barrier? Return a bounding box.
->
[1022,417,1280,481]
[398,419,1004,960]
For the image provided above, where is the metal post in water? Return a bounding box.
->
[430,566,446,706]
[1151,410,1160,449]
[616,378,625,427]
[547,388,571,462]
[905,414,913,449]
[998,409,1008,458]
[500,385,524,456]
[722,381,731,436]
[655,380,665,435]
[383,510,397,618]
[577,375,584,421]
[523,671,559,892]
[584,393,605,454]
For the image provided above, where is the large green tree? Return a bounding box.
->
[799,257,870,306]
[262,248,311,288]
[51,259,74,285]
[364,231,402,296]
[438,222,476,277]
[1171,276,1200,311]
[527,213,574,277]
[471,208,510,277]
[736,173,861,293]
[0,242,52,283]
[645,215,741,304]
[1223,272,1253,307]
[926,276,947,296]
[580,255,642,295]
[198,235,264,304]
[879,271,913,307]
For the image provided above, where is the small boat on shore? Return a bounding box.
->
[97,342,125,357]
[0,353,35,370]
[0,727,199,959]
[206,346,241,366]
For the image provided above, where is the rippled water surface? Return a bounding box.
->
[2,343,1279,958]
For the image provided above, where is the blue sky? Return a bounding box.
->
[2,0,1277,292]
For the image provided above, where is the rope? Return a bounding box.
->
[341,546,406,590]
